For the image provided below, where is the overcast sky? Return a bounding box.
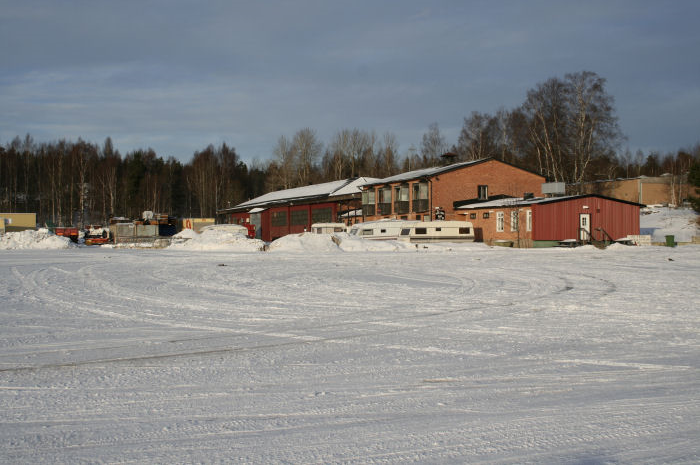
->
[1,0,699,164]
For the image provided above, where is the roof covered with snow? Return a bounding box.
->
[361,159,489,186]
[459,194,645,210]
[226,177,378,211]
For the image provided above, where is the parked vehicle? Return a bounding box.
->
[84,225,110,245]
[54,226,79,243]
[397,221,475,243]
[310,223,348,234]
[348,220,418,240]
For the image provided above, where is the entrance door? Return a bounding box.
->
[579,213,591,242]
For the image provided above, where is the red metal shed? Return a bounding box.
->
[459,194,643,247]
[263,202,337,242]
[532,195,642,243]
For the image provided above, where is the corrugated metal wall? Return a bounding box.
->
[532,197,640,241]
[262,202,338,242]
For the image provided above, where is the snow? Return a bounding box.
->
[168,228,264,252]
[1,213,699,463]
[0,228,75,250]
[234,177,377,209]
[641,207,698,243]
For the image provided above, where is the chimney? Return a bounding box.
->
[440,152,458,166]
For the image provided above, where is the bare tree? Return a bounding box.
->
[420,123,448,166]
[292,128,322,186]
[522,71,623,190]
[456,112,498,161]
[270,135,296,190]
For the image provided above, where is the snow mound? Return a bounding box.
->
[267,232,481,253]
[640,207,698,243]
[168,228,264,252]
[336,233,416,252]
[267,233,342,253]
[172,228,199,239]
[0,228,75,250]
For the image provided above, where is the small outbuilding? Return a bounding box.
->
[460,194,644,247]
[0,213,37,233]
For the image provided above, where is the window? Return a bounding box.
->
[496,211,504,232]
[510,210,519,231]
[435,227,442,232]
[380,229,387,233]
[415,227,427,235]
[412,182,429,212]
[290,209,308,226]
[469,213,477,219]
[483,212,490,219]
[394,184,410,214]
[311,207,332,224]
[459,227,471,235]
[526,210,532,232]
[271,211,287,227]
[378,186,392,215]
[400,228,411,236]
[361,229,373,236]
[478,185,488,200]
[362,190,376,216]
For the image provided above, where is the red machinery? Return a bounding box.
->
[54,227,79,243]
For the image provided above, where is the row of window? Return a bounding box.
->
[270,208,333,227]
[493,210,532,233]
[362,182,431,216]
[363,183,490,217]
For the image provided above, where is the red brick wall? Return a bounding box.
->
[463,207,534,247]
[362,160,545,222]
[433,160,544,220]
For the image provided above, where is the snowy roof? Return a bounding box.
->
[362,159,489,186]
[228,177,378,211]
[459,197,548,209]
[459,194,645,210]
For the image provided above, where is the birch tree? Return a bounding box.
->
[522,71,623,190]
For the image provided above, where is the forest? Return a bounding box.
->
[1,71,699,227]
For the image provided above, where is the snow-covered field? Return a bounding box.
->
[1,234,699,463]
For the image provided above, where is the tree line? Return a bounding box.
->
[2,70,699,226]
[0,136,264,226]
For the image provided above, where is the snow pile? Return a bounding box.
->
[172,228,199,240]
[267,232,484,253]
[168,228,264,252]
[640,207,699,242]
[267,232,343,253]
[0,228,75,250]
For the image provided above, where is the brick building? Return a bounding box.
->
[578,174,693,206]
[460,194,643,247]
[360,158,545,222]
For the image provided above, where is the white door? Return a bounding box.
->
[579,213,591,241]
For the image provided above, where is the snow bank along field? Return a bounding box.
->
[1,211,699,463]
